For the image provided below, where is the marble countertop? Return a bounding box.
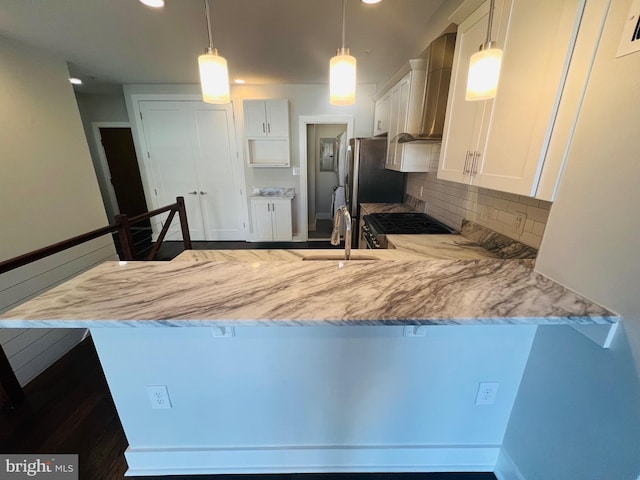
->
[173,249,429,262]
[386,235,499,260]
[360,203,417,215]
[0,257,617,328]
[250,187,295,199]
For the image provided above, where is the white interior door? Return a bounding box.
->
[139,101,205,240]
[191,103,246,240]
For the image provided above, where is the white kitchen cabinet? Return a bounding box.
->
[373,93,391,136]
[243,99,289,138]
[250,197,293,241]
[383,59,435,173]
[243,99,290,167]
[439,0,599,200]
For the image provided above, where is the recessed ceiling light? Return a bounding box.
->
[234,79,246,84]
[69,78,82,85]
[361,0,382,4]
[139,0,165,8]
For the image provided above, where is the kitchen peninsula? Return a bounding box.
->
[0,255,618,476]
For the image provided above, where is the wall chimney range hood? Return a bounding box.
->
[396,32,456,143]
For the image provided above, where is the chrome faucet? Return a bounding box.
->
[331,206,352,260]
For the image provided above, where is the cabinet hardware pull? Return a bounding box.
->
[200,191,207,195]
[262,123,266,133]
[471,151,480,176]
[267,123,271,134]
[188,191,197,195]
[267,203,270,212]
[463,151,471,175]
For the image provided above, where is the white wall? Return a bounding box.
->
[91,325,536,475]
[0,36,117,385]
[501,1,640,478]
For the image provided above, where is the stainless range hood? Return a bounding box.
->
[396,32,456,143]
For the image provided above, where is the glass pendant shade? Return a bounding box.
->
[330,48,357,106]
[465,46,503,101]
[198,48,230,104]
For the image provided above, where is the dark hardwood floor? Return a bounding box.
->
[0,338,496,480]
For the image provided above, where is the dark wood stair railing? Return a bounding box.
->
[0,197,191,409]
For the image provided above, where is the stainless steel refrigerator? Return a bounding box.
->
[344,137,406,246]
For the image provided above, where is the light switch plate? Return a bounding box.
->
[617,0,640,58]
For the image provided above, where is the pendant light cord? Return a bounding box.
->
[341,0,347,49]
[204,0,214,49]
[486,0,494,44]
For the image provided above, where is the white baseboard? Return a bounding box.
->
[494,448,526,480]
[125,445,499,476]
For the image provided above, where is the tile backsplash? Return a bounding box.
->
[406,152,552,249]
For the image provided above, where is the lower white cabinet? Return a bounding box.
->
[250,197,293,241]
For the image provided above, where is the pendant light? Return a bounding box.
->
[330,0,357,106]
[198,0,230,104]
[465,0,503,101]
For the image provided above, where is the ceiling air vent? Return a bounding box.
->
[617,0,640,57]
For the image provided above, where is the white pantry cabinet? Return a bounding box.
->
[439,0,603,200]
[137,100,246,241]
[250,197,293,241]
[383,59,435,173]
[243,99,291,167]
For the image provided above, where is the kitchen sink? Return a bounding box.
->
[302,255,379,261]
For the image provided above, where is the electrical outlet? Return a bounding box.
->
[146,385,172,409]
[512,213,527,235]
[475,382,499,405]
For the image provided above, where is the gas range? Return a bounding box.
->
[361,213,456,249]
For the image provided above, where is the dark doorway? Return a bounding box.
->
[99,127,152,257]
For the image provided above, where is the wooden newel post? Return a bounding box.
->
[176,197,192,250]
[115,214,135,261]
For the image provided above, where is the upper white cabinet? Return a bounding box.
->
[244,99,289,138]
[383,60,436,173]
[439,0,604,201]
[243,99,290,167]
[373,93,391,136]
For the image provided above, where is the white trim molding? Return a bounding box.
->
[494,448,526,480]
[125,445,499,477]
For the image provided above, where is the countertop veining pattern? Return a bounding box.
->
[0,259,616,328]
[386,235,499,260]
[173,249,428,262]
[359,203,417,215]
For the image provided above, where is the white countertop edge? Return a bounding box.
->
[0,315,620,329]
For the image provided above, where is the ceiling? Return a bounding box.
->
[0,0,445,94]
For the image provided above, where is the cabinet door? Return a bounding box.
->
[140,101,206,240]
[438,2,498,185]
[270,199,293,241]
[191,103,246,241]
[373,94,390,136]
[243,100,267,137]
[265,99,289,137]
[251,198,274,241]
[392,79,411,168]
[476,0,584,196]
